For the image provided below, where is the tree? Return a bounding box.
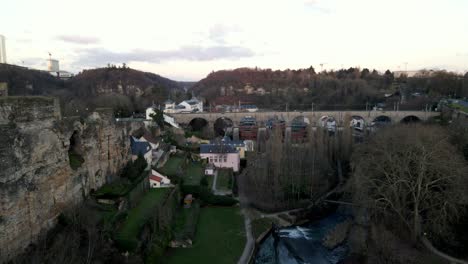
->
[149,108,165,128]
[351,125,467,243]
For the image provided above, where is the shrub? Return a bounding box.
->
[181,185,237,206]
[68,151,84,170]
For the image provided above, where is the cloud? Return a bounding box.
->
[208,24,241,44]
[56,35,100,44]
[73,45,255,67]
[303,0,332,13]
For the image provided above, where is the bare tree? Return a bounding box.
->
[351,124,468,243]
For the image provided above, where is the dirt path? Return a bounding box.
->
[238,208,254,264]
[211,171,218,193]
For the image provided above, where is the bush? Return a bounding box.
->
[68,151,84,170]
[181,185,237,206]
[200,176,209,187]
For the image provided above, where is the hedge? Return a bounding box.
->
[181,185,237,206]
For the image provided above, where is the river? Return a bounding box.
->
[255,212,350,264]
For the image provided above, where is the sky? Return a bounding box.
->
[1,0,467,81]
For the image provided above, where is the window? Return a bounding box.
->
[223,155,227,162]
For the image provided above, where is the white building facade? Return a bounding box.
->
[0,35,6,64]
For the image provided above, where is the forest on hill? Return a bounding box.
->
[193,67,468,110]
[0,64,193,116]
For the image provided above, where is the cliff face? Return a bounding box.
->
[0,97,143,261]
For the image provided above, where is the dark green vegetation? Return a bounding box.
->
[251,218,277,239]
[172,202,201,242]
[182,162,205,186]
[68,151,84,170]
[164,207,245,264]
[158,155,186,178]
[216,169,233,191]
[115,188,171,251]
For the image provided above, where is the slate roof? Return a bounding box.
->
[210,136,244,147]
[130,137,151,155]
[200,144,238,154]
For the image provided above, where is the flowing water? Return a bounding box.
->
[255,213,349,264]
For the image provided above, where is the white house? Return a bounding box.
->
[163,100,176,114]
[177,98,203,113]
[149,169,171,188]
[200,144,240,172]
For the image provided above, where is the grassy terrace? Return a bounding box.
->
[217,169,232,191]
[183,162,205,186]
[159,155,186,176]
[251,217,277,240]
[115,188,171,250]
[164,207,245,264]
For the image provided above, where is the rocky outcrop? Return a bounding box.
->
[0,96,143,261]
[322,219,352,249]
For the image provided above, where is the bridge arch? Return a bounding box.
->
[188,117,209,131]
[291,115,310,126]
[371,115,392,127]
[401,115,421,124]
[214,117,234,136]
[350,115,366,131]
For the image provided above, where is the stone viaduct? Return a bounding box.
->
[171,110,439,127]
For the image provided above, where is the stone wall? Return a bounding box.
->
[0,97,143,261]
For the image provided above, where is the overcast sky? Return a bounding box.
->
[1,0,467,81]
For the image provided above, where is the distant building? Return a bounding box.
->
[0,82,8,96]
[48,59,59,72]
[0,35,6,63]
[162,100,176,113]
[200,144,240,172]
[163,97,203,113]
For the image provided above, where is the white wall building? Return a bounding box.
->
[149,170,171,188]
[0,35,6,64]
[163,98,203,114]
[48,59,59,72]
[163,100,176,113]
[200,144,240,172]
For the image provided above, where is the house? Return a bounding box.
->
[177,98,203,113]
[149,169,171,188]
[163,100,176,114]
[130,136,152,167]
[210,136,246,159]
[200,144,240,172]
[205,163,216,176]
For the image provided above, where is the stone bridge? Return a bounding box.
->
[171,110,439,127]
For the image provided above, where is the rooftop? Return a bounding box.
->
[200,144,238,154]
[130,137,152,155]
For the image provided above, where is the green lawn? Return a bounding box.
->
[115,188,171,251]
[217,169,232,191]
[159,155,186,176]
[164,207,246,264]
[183,162,205,186]
[251,217,277,240]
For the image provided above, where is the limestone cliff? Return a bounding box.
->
[0,97,143,261]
